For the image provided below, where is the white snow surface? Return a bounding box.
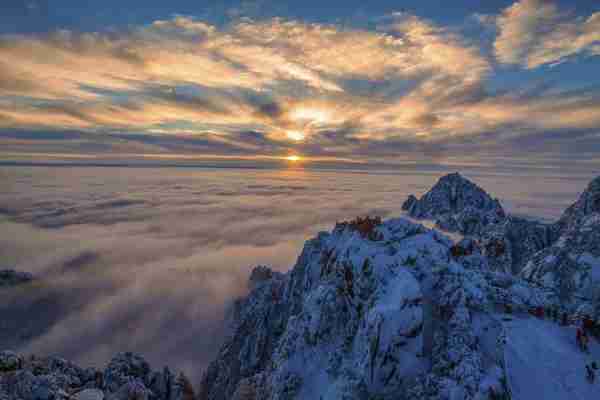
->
[503,316,600,400]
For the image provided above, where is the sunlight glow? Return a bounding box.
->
[285,155,302,162]
[290,107,331,124]
[286,130,306,141]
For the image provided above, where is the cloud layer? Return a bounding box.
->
[494,0,600,68]
[0,1,599,165]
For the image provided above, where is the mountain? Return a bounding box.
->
[403,173,559,274]
[200,217,559,400]
[199,174,600,400]
[402,172,505,236]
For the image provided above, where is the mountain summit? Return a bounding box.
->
[402,173,504,218]
[402,173,505,235]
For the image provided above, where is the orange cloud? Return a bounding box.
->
[0,13,599,164]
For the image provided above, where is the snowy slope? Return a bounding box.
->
[503,316,600,400]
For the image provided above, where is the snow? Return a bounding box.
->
[503,316,600,400]
[579,253,600,282]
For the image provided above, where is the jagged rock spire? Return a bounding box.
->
[402,173,504,219]
[402,173,505,235]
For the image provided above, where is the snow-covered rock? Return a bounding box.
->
[200,217,550,400]
[521,213,600,307]
[0,352,195,400]
[402,173,505,235]
[479,216,559,275]
[402,173,561,275]
[556,175,600,232]
[520,176,600,310]
[73,388,105,400]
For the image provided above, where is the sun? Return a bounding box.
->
[285,155,302,162]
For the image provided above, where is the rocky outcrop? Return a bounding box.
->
[200,217,553,400]
[0,269,34,288]
[479,216,559,275]
[521,213,600,306]
[556,175,600,232]
[0,351,195,400]
[402,173,562,275]
[402,173,505,236]
[519,176,600,309]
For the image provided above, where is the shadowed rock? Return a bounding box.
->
[0,269,34,288]
[0,351,195,400]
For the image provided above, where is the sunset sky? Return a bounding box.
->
[1,0,599,168]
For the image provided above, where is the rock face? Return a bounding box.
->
[0,270,34,288]
[0,351,195,400]
[479,216,559,275]
[521,214,600,307]
[200,217,553,400]
[519,176,600,309]
[556,175,600,232]
[402,173,505,236]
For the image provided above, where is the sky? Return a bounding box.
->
[1,0,600,169]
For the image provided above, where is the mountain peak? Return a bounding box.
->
[402,173,505,235]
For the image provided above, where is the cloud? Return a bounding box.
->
[0,166,425,382]
[0,10,599,165]
[494,0,600,68]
